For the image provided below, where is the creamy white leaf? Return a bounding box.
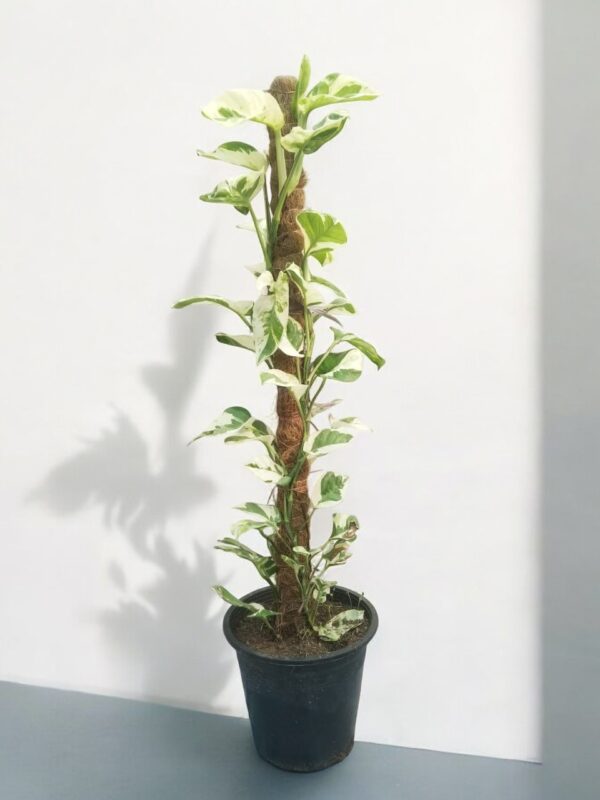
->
[311,471,348,508]
[281,112,349,155]
[215,332,255,351]
[197,141,268,171]
[315,349,363,382]
[252,271,289,363]
[202,89,284,130]
[315,609,364,641]
[260,369,308,399]
[299,73,379,115]
[200,172,264,213]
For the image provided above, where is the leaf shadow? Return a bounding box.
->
[30,230,234,713]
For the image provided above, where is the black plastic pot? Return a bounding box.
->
[223,585,378,772]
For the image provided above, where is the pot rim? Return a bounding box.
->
[222,585,379,665]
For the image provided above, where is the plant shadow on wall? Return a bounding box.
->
[31,232,233,712]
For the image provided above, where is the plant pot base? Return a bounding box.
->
[223,586,378,773]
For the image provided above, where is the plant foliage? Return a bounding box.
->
[176,56,382,641]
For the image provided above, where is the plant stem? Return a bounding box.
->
[249,204,270,269]
[274,131,287,195]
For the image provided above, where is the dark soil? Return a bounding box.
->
[232,599,370,657]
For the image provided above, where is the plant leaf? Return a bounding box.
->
[197,141,268,171]
[215,332,255,351]
[200,172,264,214]
[311,471,348,508]
[202,89,284,130]
[294,54,311,110]
[189,406,252,442]
[281,112,349,155]
[316,609,364,642]
[332,328,385,369]
[246,455,289,485]
[212,585,278,620]
[315,349,363,382]
[173,295,252,326]
[304,428,353,457]
[298,210,347,250]
[299,73,379,115]
[235,502,281,527]
[329,415,371,432]
[215,538,276,582]
[252,271,289,363]
[260,369,308,399]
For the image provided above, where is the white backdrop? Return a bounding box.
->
[0,0,539,761]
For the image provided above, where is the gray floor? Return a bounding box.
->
[0,681,540,800]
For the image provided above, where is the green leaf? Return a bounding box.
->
[252,271,289,363]
[304,428,353,457]
[285,264,325,305]
[281,112,349,155]
[215,332,255,351]
[189,406,251,442]
[315,349,363,382]
[197,141,268,171]
[311,471,348,508]
[260,369,308,399]
[223,416,274,445]
[281,317,304,356]
[332,328,385,369]
[200,172,264,214]
[295,54,311,108]
[299,73,379,115]
[298,210,347,249]
[173,295,252,326]
[316,609,364,642]
[202,89,284,130]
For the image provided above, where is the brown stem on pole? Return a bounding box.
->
[268,75,310,636]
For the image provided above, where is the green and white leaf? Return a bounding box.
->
[235,502,281,527]
[197,141,267,171]
[332,512,360,539]
[299,73,379,115]
[212,585,278,621]
[311,471,348,508]
[310,397,343,418]
[315,609,364,642]
[329,415,371,432]
[298,211,347,256]
[310,273,346,297]
[223,416,274,445]
[173,295,252,326]
[252,271,289,363]
[332,328,385,369]
[294,54,311,111]
[202,89,284,130]
[285,264,325,305]
[246,455,289,485]
[315,349,363,382]
[200,172,264,214]
[313,299,356,319]
[277,317,304,357]
[281,112,349,155]
[260,369,308,399]
[304,428,353,457]
[189,406,252,443]
[215,538,276,582]
[215,332,255,352]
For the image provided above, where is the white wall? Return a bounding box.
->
[0,0,539,761]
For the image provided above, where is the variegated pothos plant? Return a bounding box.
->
[175,57,383,642]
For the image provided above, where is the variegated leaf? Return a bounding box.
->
[299,73,378,115]
[246,455,289,485]
[281,112,349,155]
[329,415,371,432]
[260,369,308,399]
[212,585,278,621]
[197,141,268,171]
[173,295,252,326]
[202,89,284,130]
[315,349,363,382]
[215,538,276,582]
[304,428,353,457]
[189,406,251,442]
[332,328,385,369]
[252,271,289,363]
[215,332,255,352]
[316,608,364,642]
[311,471,348,508]
[200,172,264,214]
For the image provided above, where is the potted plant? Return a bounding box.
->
[175,56,383,772]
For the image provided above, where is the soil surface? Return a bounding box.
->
[232,599,370,657]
